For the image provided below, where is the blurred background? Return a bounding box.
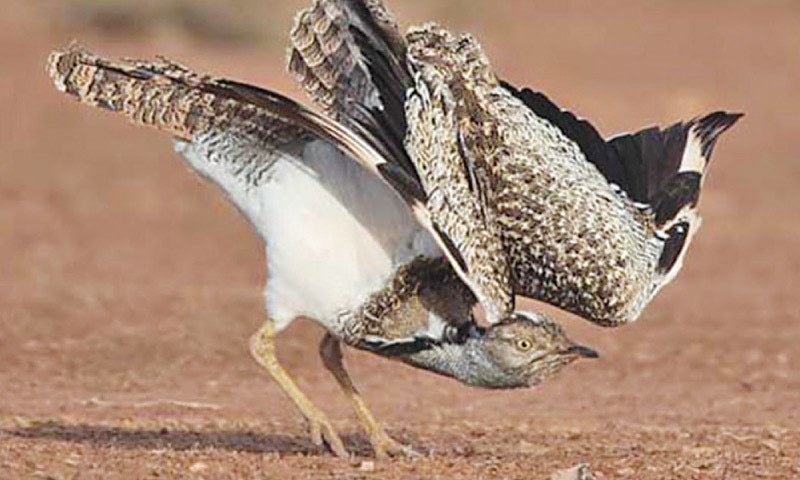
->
[1,0,799,478]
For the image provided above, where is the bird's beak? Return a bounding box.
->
[568,344,599,359]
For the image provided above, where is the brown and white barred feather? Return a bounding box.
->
[48,44,306,148]
[288,0,406,117]
[288,0,413,173]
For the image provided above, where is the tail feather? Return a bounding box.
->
[649,172,701,226]
[641,113,741,283]
[657,219,696,277]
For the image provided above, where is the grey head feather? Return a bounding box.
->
[401,339,529,389]
[398,313,598,389]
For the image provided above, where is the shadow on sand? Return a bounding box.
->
[4,421,382,456]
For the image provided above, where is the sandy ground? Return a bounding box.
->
[1,0,799,478]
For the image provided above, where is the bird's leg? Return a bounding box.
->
[319,333,419,459]
[249,321,348,458]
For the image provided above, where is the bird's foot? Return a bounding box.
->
[305,412,349,459]
[369,430,421,459]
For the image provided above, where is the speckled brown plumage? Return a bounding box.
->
[289,9,739,327]
[339,257,476,348]
[403,39,516,324]
[290,10,516,323]
[50,45,289,142]
[404,25,661,325]
[46,39,595,391]
[54,0,740,334]
[288,0,405,118]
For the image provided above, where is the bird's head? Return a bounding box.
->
[471,311,598,388]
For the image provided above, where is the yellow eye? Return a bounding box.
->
[516,339,533,351]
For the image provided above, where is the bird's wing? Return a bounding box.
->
[47,44,425,211]
[496,80,742,324]
[289,4,516,323]
[402,71,516,324]
[47,44,513,323]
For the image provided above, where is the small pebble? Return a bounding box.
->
[551,463,597,480]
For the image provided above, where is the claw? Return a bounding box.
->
[371,431,421,459]
[307,415,349,459]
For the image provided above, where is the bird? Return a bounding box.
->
[46,0,740,459]
[46,44,598,459]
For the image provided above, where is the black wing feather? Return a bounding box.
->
[502,80,742,226]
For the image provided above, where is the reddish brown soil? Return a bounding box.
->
[1,0,799,478]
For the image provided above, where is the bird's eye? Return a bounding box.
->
[516,339,533,351]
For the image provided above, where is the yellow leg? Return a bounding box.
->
[319,333,419,459]
[249,321,348,458]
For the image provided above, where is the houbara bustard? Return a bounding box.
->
[47,0,740,459]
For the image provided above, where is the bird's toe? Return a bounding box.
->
[371,432,421,459]
[306,415,349,459]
